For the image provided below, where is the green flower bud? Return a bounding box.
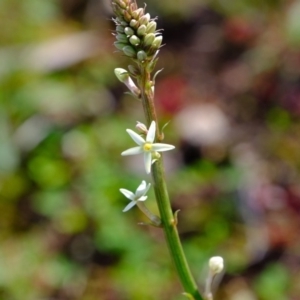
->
[114,41,128,50]
[137,24,147,36]
[146,21,157,34]
[116,33,128,43]
[130,19,139,29]
[114,67,141,96]
[124,27,134,36]
[144,33,155,47]
[116,17,123,23]
[114,68,129,82]
[129,35,141,46]
[120,21,128,27]
[116,25,125,33]
[132,8,143,19]
[137,50,147,61]
[128,64,140,76]
[123,45,136,57]
[139,13,150,25]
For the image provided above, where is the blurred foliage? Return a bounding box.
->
[0,0,300,299]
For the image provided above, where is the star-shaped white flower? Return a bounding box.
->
[121,121,175,174]
[120,180,151,212]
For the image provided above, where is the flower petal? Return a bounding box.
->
[123,200,137,212]
[144,182,151,195]
[151,143,175,152]
[126,129,145,145]
[135,180,147,198]
[144,152,152,174]
[137,196,148,201]
[121,146,143,156]
[120,188,135,200]
[146,121,156,143]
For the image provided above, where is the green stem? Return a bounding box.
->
[138,65,203,300]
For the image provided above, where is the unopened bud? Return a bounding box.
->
[209,256,224,274]
[137,50,147,61]
[114,68,129,82]
[114,68,140,97]
[136,121,148,134]
[124,27,134,36]
[130,19,139,29]
[114,41,128,50]
[124,11,132,23]
[116,25,125,33]
[139,13,150,25]
[137,24,147,36]
[120,21,128,27]
[122,45,136,57]
[152,35,163,48]
[116,33,128,43]
[129,2,138,12]
[129,35,141,46]
[146,21,157,34]
[116,0,127,9]
[132,8,143,19]
[144,33,155,47]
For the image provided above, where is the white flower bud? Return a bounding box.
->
[209,256,224,274]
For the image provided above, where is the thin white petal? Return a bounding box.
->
[126,129,145,145]
[123,201,137,212]
[137,196,148,201]
[144,152,152,174]
[135,180,147,198]
[120,189,135,200]
[144,183,151,195]
[121,146,143,156]
[151,143,175,152]
[146,121,156,143]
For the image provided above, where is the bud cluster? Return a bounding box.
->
[112,0,163,62]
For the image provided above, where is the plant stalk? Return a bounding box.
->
[138,65,203,300]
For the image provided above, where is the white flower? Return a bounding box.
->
[120,180,151,212]
[121,121,175,174]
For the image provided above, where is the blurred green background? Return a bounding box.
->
[1,0,300,299]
